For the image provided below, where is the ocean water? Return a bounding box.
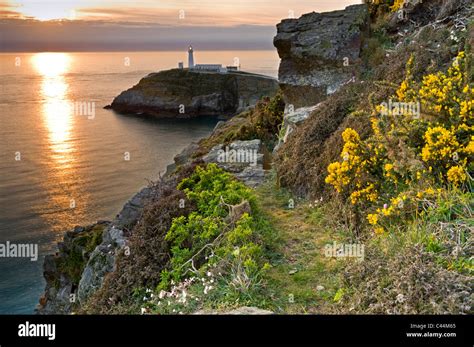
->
[0,50,280,314]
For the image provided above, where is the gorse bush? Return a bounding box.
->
[365,0,403,13]
[326,51,473,233]
[241,92,285,146]
[160,164,270,292]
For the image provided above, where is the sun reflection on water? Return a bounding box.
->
[32,53,75,166]
[31,52,87,231]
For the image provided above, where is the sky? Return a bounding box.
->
[0,0,362,51]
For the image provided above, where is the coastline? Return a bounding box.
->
[35,1,473,315]
[36,105,270,314]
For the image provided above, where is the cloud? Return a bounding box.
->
[0,1,23,18]
[0,18,276,51]
[74,5,282,26]
[0,0,362,51]
[4,0,361,24]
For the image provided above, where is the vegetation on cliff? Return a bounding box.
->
[264,0,472,313]
[82,164,277,314]
[196,92,285,154]
[48,0,472,315]
[326,52,473,233]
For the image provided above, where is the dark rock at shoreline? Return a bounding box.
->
[36,187,156,314]
[107,69,279,118]
[37,221,110,314]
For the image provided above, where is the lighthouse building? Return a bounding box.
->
[180,45,238,73]
[188,45,194,68]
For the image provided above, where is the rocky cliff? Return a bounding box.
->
[274,4,368,107]
[37,129,270,314]
[38,0,472,316]
[37,187,154,314]
[107,69,279,118]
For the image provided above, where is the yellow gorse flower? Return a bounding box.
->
[446,166,467,186]
[421,126,459,162]
[367,214,378,225]
[326,50,472,230]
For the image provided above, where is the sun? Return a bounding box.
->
[14,0,79,21]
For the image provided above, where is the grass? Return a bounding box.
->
[254,172,354,314]
[249,172,473,314]
[329,187,473,314]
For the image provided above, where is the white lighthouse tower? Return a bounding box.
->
[188,45,194,68]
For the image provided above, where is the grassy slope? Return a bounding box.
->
[254,173,472,314]
[255,177,347,313]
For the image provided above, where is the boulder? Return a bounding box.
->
[274,104,320,153]
[203,139,266,187]
[274,4,368,107]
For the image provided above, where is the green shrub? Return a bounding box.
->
[160,164,270,296]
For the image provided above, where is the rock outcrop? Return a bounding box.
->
[273,104,320,153]
[37,187,154,314]
[274,4,368,107]
[386,0,471,31]
[108,69,279,118]
[76,226,127,304]
[165,136,268,188]
[203,139,266,188]
[37,222,109,314]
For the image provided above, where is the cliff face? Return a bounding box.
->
[37,188,153,314]
[274,0,472,198]
[274,4,368,107]
[109,69,279,118]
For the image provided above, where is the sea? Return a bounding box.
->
[0,50,280,314]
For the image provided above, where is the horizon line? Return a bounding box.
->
[0,48,278,53]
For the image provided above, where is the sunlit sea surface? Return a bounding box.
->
[0,51,279,313]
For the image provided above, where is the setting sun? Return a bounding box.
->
[31,52,71,76]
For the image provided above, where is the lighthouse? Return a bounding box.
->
[188,45,194,68]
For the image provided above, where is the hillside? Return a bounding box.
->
[38,0,473,315]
